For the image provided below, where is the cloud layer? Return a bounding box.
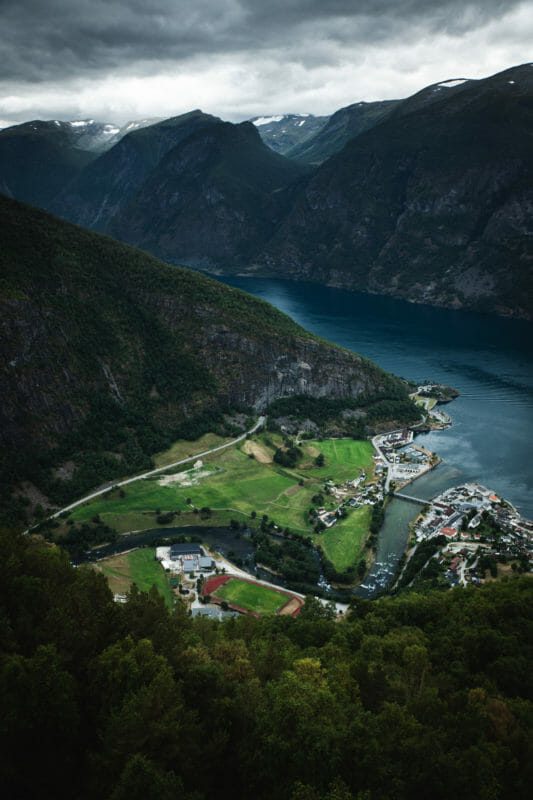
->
[1,0,531,123]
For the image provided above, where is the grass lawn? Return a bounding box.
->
[413,396,437,411]
[315,505,372,571]
[69,472,207,522]
[303,439,374,481]
[95,547,173,608]
[214,578,289,614]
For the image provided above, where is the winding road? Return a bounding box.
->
[47,416,265,522]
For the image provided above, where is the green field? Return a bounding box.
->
[307,439,374,481]
[413,395,437,411]
[214,578,289,614]
[67,433,375,574]
[95,547,173,608]
[316,505,372,570]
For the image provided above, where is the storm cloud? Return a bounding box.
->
[0,0,531,123]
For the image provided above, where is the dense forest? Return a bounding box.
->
[1,531,532,800]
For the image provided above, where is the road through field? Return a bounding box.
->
[43,416,266,523]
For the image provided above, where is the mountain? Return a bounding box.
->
[51,119,122,152]
[0,194,404,513]
[285,100,399,164]
[257,64,533,319]
[106,120,308,267]
[51,110,222,230]
[88,117,163,151]
[250,113,329,155]
[4,66,532,319]
[0,120,98,209]
[0,117,161,210]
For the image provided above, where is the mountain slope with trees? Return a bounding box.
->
[0,194,406,519]
[51,110,222,231]
[3,66,532,317]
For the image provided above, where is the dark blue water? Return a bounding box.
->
[219,276,533,519]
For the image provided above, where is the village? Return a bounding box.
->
[408,483,533,587]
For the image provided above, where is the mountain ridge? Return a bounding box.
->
[2,64,532,318]
[255,63,533,319]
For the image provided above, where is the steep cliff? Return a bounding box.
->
[258,64,533,319]
[0,195,404,507]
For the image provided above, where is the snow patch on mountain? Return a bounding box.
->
[438,79,469,87]
[253,116,285,126]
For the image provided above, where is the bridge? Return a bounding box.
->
[394,492,428,505]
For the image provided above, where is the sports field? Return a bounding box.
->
[205,576,299,615]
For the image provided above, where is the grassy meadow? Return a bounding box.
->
[316,504,372,570]
[94,547,173,607]
[67,433,375,573]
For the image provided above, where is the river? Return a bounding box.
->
[217,276,533,595]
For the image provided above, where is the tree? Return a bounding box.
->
[110,755,184,800]
[314,453,325,467]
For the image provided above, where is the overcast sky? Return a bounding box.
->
[1,0,531,126]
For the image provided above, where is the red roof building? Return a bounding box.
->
[441,527,456,538]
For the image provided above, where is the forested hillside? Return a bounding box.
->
[1,531,532,800]
[0,195,408,522]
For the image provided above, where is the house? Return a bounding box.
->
[441,527,457,538]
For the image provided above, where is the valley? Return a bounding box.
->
[52,430,376,587]
[2,7,533,800]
